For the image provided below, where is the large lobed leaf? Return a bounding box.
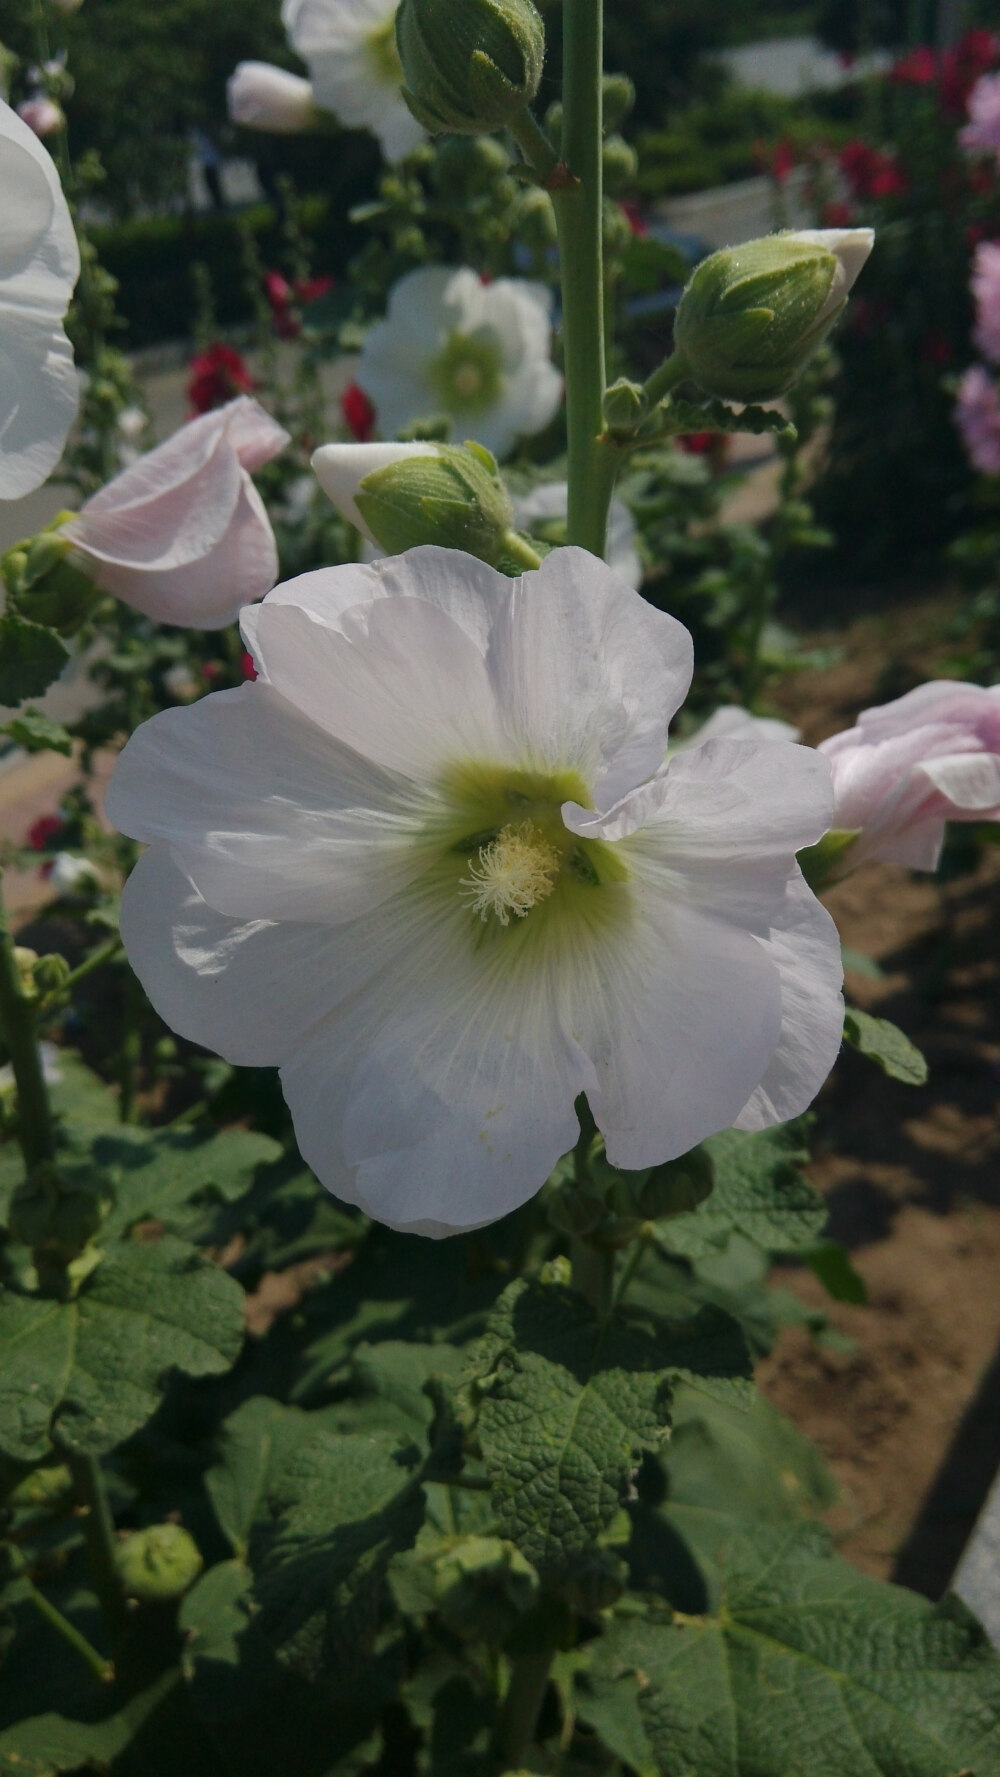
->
[658,1125,828,1261]
[0,1237,244,1461]
[469,1277,751,1580]
[579,1522,1000,1776]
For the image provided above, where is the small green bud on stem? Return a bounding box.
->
[115,1524,203,1603]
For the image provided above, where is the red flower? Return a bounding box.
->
[839,140,907,201]
[822,199,854,227]
[264,271,335,340]
[620,200,648,237]
[297,274,334,306]
[890,45,937,85]
[940,29,1000,115]
[769,138,796,183]
[27,813,64,852]
[341,380,376,442]
[187,343,254,416]
[240,650,258,683]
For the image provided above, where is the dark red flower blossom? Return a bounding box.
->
[27,814,64,852]
[341,380,376,442]
[769,138,796,183]
[265,270,335,340]
[839,140,907,200]
[240,650,258,683]
[822,199,854,227]
[620,200,648,237]
[940,29,1000,115]
[187,343,254,416]
[890,45,937,86]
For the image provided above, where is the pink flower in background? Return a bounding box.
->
[820,681,1000,869]
[955,364,1000,473]
[16,96,64,139]
[64,397,290,629]
[960,70,1000,159]
[971,240,1000,362]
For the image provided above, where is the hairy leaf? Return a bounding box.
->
[469,1279,750,1579]
[844,1008,929,1086]
[0,1238,244,1461]
[659,395,795,441]
[206,1397,316,1560]
[0,615,68,708]
[0,1670,180,1776]
[249,1428,424,1686]
[657,1125,827,1260]
[0,709,72,756]
[584,1524,1000,1775]
[98,1126,282,1240]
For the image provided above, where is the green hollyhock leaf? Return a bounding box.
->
[0,708,72,756]
[98,1126,282,1240]
[0,614,68,707]
[844,1007,929,1085]
[803,1239,868,1305]
[0,1671,180,1776]
[658,1125,827,1260]
[666,1387,838,1527]
[468,1278,750,1580]
[583,1522,1000,1775]
[0,1237,244,1461]
[658,395,795,441]
[249,1428,424,1686]
[206,1396,317,1560]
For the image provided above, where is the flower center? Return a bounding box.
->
[429,331,504,415]
[364,16,403,86]
[459,823,560,926]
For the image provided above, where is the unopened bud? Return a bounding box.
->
[32,952,71,997]
[312,439,521,566]
[433,134,510,200]
[515,186,557,253]
[602,73,635,132]
[674,228,874,404]
[602,378,644,433]
[4,518,100,636]
[602,199,633,261]
[227,62,319,134]
[602,134,638,196]
[115,1524,203,1603]
[13,948,39,996]
[396,0,545,136]
[10,1161,113,1264]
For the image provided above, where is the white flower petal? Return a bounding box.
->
[918,751,1000,811]
[107,683,437,922]
[734,869,844,1129]
[489,547,693,802]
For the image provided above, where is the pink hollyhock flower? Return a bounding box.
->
[955,364,1000,473]
[972,241,1000,362]
[819,681,1000,868]
[961,71,1000,162]
[63,398,290,629]
[944,31,1000,117]
[187,344,254,416]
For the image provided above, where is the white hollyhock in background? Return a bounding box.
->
[227,62,318,134]
[513,483,642,589]
[64,397,290,628]
[357,266,563,459]
[108,546,843,1239]
[0,100,79,499]
[281,0,424,162]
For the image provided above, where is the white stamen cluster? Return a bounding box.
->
[459,822,560,925]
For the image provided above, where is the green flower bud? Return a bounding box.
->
[32,953,71,998]
[674,228,874,404]
[3,516,100,636]
[433,1536,539,1642]
[396,0,545,136]
[602,134,638,196]
[5,1462,73,1514]
[432,133,510,200]
[13,948,39,997]
[602,73,635,132]
[314,440,529,569]
[115,1524,203,1603]
[602,378,644,434]
[515,185,557,253]
[10,1161,114,1265]
[602,199,633,261]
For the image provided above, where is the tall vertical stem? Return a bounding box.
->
[496,1647,554,1767]
[555,0,611,557]
[68,1454,127,1641]
[0,873,56,1172]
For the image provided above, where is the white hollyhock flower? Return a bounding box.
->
[0,100,79,499]
[513,483,642,589]
[281,0,424,162]
[107,547,843,1239]
[693,707,802,746]
[358,266,563,459]
[227,63,318,134]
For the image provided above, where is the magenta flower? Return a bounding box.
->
[960,70,1000,161]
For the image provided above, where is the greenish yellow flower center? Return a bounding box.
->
[427,763,631,947]
[429,331,504,416]
[365,16,403,85]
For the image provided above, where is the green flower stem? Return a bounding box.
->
[68,1453,127,1640]
[555,0,610,557]
[507,106,560,183]
[501,528,545,571]
[496,1646,554,1767]
[15,1555,115,1684]
[640,349,690,413]
[0,871,57,1172]
[570,1235,615,1318]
